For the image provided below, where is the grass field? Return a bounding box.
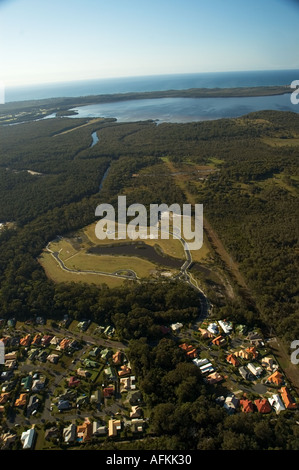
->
[39,251,127,287]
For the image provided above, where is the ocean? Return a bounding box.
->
[6,69,299,103]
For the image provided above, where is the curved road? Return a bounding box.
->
[46,227,210,321]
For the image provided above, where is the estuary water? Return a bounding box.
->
[68,93,298,123]
[5,69,299,123]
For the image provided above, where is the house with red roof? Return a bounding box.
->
[226,354,239,367]
[103,386,114,398]
[266,370,284,386]
[280,386,297,410]
[255,398,272,413]
[212,335,226,347]
[68,376,81,387]
[240,399,255,413]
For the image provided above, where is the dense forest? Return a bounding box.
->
[0,106,298,449]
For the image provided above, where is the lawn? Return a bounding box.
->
[39,251,126,287]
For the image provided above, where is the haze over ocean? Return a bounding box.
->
[6,69,299,103]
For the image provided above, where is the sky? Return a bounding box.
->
[0,0,299,86]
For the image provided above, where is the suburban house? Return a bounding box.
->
[90,390,102,405]
[120,375,136,392]
[41,335,53,347]
[68,376,81,387]
[224,394,239,414]
[45,427,60,441]
[112,351,123,365]
[118,365,132,377]
[89,346,101,358]
[100,348,112,361]
[14,393,27,408]
[131,419,145,433]
[47,354,59,364]
[207,323,219,335]
[4,351,18,361]
[0,432,17,449]
[266,370,284,386]
[212,335,226,347]
[226,354,239,367]
[27,395,39,416]
[20,334,31,347]
[218,320,233,334]
[105,366,117,381]
[58,400,71,411]
[32,376,46,392]
[193,357,209,367]
[20,428,36,449]
[255,399,272,413]
[0,393,10,405]
[171,322,183,332]
[77,368,90,378]
[77,418,92,442]
[269,394,286,414]
[103,386,114,398]
[63,423,76,443]
[199,362,214,375]
[93,422,107,436]
[261,357,277,371]
[58,338,71,351]
[245,347,258,359]
[108,419,122,437]
[21,374,33,390]
[235,349,252,360]
[247,362,263,377]
[240,398,255,413]
[239,366,248,380]
[130,405,142,418]
[280,386,297,410]
[205,372,223,384]
[32,334,42,346]
[198,328,214,339]
[50,336,60,346]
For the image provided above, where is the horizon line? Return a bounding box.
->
[4,67,299,89]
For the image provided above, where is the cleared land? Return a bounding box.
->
[39,223,185,286]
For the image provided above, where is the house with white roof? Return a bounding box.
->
[218,320,233,334]
[207,323,219,335]
[20,428,36,449]
[269,394,286,414]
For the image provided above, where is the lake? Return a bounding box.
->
[68,93,298,123]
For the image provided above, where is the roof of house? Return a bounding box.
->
[267,370,284,385]
[269,394,286,414]
[255,398,272,413]
[245,346,258,358]
[112,351,123,364]
[77,418,93,442]
[118,365,131,377]
[103,386,114,397]
[279,387,297,410]
[226,354,239,366]
[240,399,255,413]
[212,335,226,346]
[21,428,36,449]
[20,334,31,346]
[108,419,121,437]
[205,372,223,384]
[68,376,81,387]
[15,393,27,407]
